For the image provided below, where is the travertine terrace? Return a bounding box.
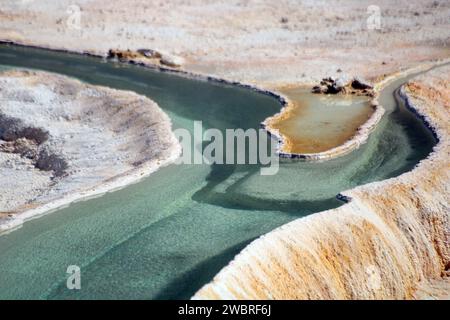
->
[1,0,448,158]
[0,0,449,299]
[0,70,180,232]
[193,65,450,299]
[0,0,449,87]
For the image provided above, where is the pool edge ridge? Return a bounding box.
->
[192,63,450,300]
[0,68,183,236]
[1,41,448,298]
[261,58,450,161]
[0,40,290,115]
[1,39,447,161]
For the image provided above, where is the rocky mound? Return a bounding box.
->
[108,48,185,68]
[0,69,180,229]
[312,76,374,96]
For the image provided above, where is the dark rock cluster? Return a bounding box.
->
[35,148,68,177]
[0,113,68,177]
[0,113,49,144]
[351,77,373,90]
[312,76,374,96]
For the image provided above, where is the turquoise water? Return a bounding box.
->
[0,45,436,299]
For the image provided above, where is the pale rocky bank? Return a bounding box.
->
[0,0,449,299]
[1,0,449,87]
[0,70,180,232]
[1,0,448,159]
[193,65,450,299]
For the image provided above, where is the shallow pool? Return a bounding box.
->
[0,45,436,299]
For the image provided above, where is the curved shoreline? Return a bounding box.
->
[0,42,448,299]
[0,68,182,235]
[0,148,181,235]
[193,64,450,299]
[262,100,385,161]
[0,40,289,109]
[3,40,447,163]
[261,59,450,160]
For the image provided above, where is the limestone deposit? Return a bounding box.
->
[108,48,184,68]
[0,0,448,299]
[312,76,374,96]
[193,65,450,300]
[0,0,449,87]
[0,70,180,232]
[1,0,449,159]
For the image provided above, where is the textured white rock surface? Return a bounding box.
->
[0,0,449,298]
[193,65,450,299]
[0,151,52,212]
[1,0,448,160]
[0,70,180,231]
[0,0,449,87]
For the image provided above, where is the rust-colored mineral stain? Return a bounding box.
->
[267,87,374,154]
